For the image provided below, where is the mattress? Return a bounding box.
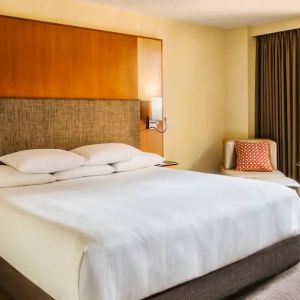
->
[0,167,300,300]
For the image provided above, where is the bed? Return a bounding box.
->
[0,98,300,300]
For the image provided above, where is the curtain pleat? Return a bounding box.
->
[255,29,300,182]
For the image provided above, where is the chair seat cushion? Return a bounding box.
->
[250,176,300,188]
[220,166,285,178]
[220,166,300,188]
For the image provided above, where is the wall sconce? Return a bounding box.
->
[146,96,167,133]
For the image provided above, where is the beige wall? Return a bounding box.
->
[249,17,300,136]
[223,17,300,142]
[251,17,300,36]
[1,1,299,173]
[224,26,249,138]
[223,26,256,139]
[248,18,300,138]
[0,0,226,173]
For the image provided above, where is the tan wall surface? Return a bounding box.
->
[2,1,298,172]
[223,17,300,141]
[0,0,226,173]
[251,17,300,36]
[249,18,300,137]
[224,26,249,139]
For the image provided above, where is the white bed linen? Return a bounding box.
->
[0,167,300,300]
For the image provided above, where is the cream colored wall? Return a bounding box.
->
[247,35,256,138]
[224,26,249,138]
[223,17,300,142]
[0,0,226,173]
[248,18,300,138]
[223,26,257,139]
[3,1,296,172]
[251,17,300,36]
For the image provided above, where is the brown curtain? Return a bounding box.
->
[255,29,300,181]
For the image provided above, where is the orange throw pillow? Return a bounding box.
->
[235,140,273,172]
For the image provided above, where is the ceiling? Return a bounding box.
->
[82,0,300,28]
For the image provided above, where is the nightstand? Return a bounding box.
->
[157,160,179,168]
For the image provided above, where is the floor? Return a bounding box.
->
[1,263,300,300]
[237,262,300,300]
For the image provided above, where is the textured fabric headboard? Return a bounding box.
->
[0,98,140,156]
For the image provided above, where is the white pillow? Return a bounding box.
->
[54,165,115,180]
[0,165,56,188]
[72,143,142,166]
[0,149,85,174]
[112,152,165,172]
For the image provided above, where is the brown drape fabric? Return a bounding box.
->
[256,29,300,182]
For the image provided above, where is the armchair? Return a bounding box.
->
[220,139,300,190]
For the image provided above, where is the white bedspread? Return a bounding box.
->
[1,167,300,300]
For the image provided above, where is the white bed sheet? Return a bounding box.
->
[0,167,300,300]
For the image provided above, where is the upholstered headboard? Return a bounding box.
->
[0,98,140,156]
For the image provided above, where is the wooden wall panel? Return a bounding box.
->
[0,16,137,99]
[0,15,163,155]
[138,38,162,99]
[138,38,163,155]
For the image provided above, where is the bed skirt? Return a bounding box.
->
[146,235,300,300]
[1,235,300,300]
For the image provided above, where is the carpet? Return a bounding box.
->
[237,263,300,299]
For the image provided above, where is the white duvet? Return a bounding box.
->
[0,167,300,300]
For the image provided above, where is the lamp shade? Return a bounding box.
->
[150,97,163,121]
